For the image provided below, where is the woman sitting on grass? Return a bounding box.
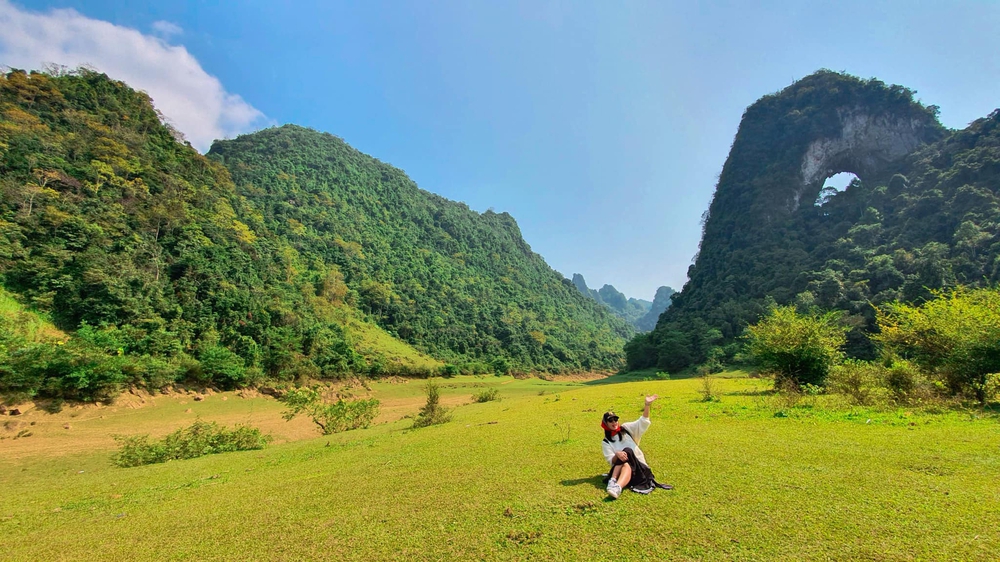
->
[601,394,672,499]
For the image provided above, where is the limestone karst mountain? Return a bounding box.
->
[628,70,1000,371]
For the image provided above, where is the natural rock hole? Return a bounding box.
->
[814,172,859,206]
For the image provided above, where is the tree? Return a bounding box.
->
[744,305,848,387]
[876,287,1000,404]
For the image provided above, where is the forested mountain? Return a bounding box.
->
[634,285,676,332]
[571,273,650,325]
[628,70,1000,372]
[0,69,629,401]
[209,125,632,370]
[571,273,675,332]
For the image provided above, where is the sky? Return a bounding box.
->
[2,1,998,300]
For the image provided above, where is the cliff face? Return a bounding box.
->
[797,108,935,208]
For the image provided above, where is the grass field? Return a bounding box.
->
[1,373,998,560]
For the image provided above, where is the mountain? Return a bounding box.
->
[571,273,676,331]
[0,69,630,401]
[634,285,676,332]
[628,70,1000,372]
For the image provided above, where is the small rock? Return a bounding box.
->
[30,421,36,426]
[0,405,7,414]
[220,396,228,401]
[9,409,21,416]
[63,423,71,430]
[193,395,203,402]
[185,408,193,413]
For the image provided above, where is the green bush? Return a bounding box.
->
[826,360,891,406]
[112,420,271,467]
[412,380,451,428]
[281,387,380,435]
[472,387,501,403]
[198,345,248,389]
[877,287,1000,404]
[744,305,848,388]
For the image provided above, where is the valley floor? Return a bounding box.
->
[1,373,998,560]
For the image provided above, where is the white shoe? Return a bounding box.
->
[607,478,621,499]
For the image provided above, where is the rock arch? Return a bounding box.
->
[795,107,934,211]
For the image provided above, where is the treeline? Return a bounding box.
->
[0,69,629,403]
[745,286,999,405]
[629,71,1000,372]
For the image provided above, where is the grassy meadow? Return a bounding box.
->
[1,373,998,561]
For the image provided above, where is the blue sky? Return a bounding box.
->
[5,1,1000,299]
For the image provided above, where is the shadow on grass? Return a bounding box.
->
[560,474,606,490]
[725,389,776,397]
[583,372,678,386]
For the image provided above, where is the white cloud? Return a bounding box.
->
[151,20,183,38]
[0,1,263,152]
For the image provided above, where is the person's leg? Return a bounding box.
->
[611,463,623,480]
[617,462,632,488]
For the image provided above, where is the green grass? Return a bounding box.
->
[0,286,65,343]
[337,308,444,373]
[1,375,998,560]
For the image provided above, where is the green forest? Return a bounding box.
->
[0,68,630,403]
[628,71,1000,373]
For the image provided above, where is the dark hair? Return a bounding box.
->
[603,426,632,443]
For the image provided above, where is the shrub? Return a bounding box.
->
[197,345,248,389]
[413,380,451,428]
[826,360,891,406]
[473,387,501,403]
[112,420,271,467]
[744,305,848,388]
[877,286,1000,404]
[884,360,933,404]
[697,375,719,402]
[280,387,380,435]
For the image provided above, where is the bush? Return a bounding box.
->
[877,286,1000,404]
[112,420,271,467]
[412,380,451,428]
[826,360,891,406]
[697,375,719,402]
[280,387,380,435]
[827,359,935,406]
[472,387,501,403]
[197,345,248,389]
[744,305,848,388]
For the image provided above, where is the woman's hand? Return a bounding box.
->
[643,394,658,418]
[616,450,628,462]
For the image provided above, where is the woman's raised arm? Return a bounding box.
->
[643,394,658,419]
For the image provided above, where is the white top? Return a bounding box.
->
[601,415,651,467]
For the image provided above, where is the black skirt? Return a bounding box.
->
[605,447,673,494]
